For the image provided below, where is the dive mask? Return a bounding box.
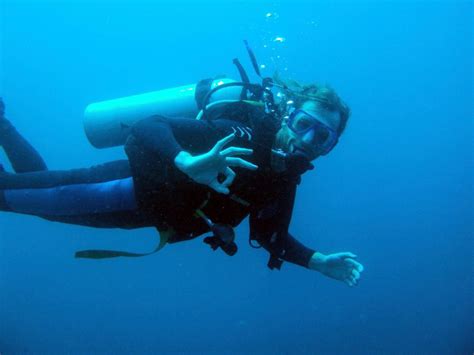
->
[287,109,339,156]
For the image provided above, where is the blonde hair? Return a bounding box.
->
[273,72,351,135]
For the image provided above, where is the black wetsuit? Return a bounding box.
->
[0,105,315,269]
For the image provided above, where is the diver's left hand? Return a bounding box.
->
[308,251,364,287]
[174,133,258,194]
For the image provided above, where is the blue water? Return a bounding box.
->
[1,1,472,353]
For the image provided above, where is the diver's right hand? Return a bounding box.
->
[174,133,258,194]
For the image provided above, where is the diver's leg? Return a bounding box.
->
[0,160,140,227]
[0,98,47,173]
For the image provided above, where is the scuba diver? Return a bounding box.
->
[0,49,364,287]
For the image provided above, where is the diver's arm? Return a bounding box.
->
[250,182,364,284]
[252,211,364,285]
[252,228,316,269]
[249,183,316,269]
[127,115,192,163]
[128,115,250,163]
[127,116,257,194]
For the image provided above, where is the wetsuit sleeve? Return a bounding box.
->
[249,183,316,270]
[127,116,185,163]
[127,115,221,164]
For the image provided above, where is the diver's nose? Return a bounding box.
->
[302,129,315,144]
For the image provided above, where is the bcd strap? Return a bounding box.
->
[75,249,155,259]
[75,228,171,259]
[244,40,262,78]
[232,58,250,101]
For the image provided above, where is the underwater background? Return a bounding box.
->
[0,0,472,353]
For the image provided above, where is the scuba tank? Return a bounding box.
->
[83,78,243,149]
[83,40,281,149]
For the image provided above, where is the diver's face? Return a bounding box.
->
[281,101,342,161]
